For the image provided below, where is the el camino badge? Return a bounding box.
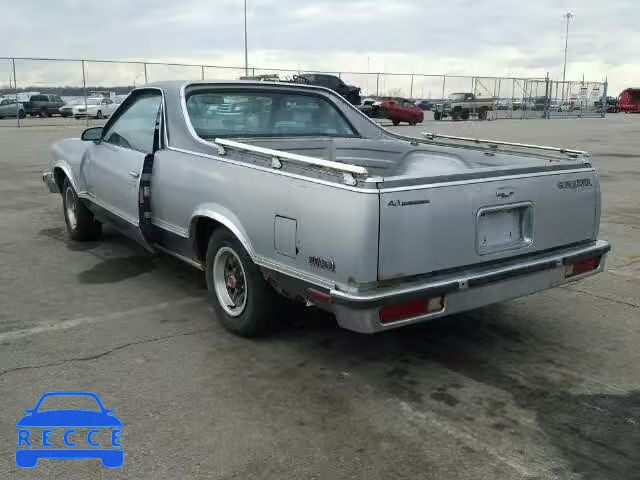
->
[309,256,335,272]
[557,178,592,191]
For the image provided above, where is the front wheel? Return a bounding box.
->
[62,178,102,241]
[205,229,277,337]
[96,110,103,119]
[391,119,400,126]
[433,111,442,121]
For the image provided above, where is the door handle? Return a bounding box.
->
[128,171,140,179]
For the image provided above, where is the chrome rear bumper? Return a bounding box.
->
[331,240,610,333]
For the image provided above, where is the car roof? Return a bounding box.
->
[144,79,336,96]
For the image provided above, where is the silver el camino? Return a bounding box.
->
[42,80,610,336]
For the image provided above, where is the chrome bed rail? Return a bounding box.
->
[421,132,589,159]
[214,138,369,185]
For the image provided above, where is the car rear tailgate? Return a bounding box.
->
[377,168,599,280]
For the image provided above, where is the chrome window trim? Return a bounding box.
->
[101,86,168,153]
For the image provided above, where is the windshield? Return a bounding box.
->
[186,91,356,138]
[84,98,102,105]
[448,93,466,101]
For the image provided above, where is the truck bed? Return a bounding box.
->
[219,133,596,281]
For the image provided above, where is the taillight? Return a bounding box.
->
[565,257,600,278]
[307,288,331,304]
[379,296,444,324]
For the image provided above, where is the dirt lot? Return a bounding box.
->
[0,115,638,479]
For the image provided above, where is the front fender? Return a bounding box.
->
[51,138,91,193]
[188,204,255,259]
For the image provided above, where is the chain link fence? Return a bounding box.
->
[0,57,608,127]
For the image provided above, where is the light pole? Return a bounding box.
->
[244,0,249,76]
[561,12,573,101]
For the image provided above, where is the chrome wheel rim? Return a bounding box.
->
[213,247,247,317]
[65,187,77,230]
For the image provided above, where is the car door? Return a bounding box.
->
[84,89,162,248]
[103,98,116,116]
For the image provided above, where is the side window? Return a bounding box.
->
[102,92,162,154]
[105,99,113,104]
[0,100,7,106]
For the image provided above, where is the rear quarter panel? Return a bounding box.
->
[151,149,381,289]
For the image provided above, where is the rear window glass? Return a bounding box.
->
[185,91,356,139]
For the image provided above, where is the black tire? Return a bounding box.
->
[62,178,101,241]
[433,111,442,121]
[205,229,277,337]
[478,109,488,120]
[451,111,461,121]
[391,119,400,126]
[96,110,103,119]
[18,110,26,119]
[39,108,47,118]
[409,119,418,126]
[461,111,470,120]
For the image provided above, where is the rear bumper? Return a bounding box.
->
[42,171,59,193]
[330,240,610,333]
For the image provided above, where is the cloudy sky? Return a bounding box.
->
[1,0,637,94]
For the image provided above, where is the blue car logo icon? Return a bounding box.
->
[16,391,123,468]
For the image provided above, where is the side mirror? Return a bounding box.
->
[81,127,103,142]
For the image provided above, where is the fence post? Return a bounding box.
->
[601,79,608,118]
[143,63,148,84]
[11,58,20,127]
[544,72,550,119]
[441,75,446,100]
[82,60,88,128]
[375,73,379,96]
[409,74,414,98]
[201,65,205,80]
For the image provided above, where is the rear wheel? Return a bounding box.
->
[409,119,418,126]
[62,178,102,241]
[39,108,47,118]
[205,229,277,337]
[433,111,442,121]
[461,111,470,120]
[391,119,400,126]
[478,109,488,120]
[18,110,26,119]
[96,110,103,119]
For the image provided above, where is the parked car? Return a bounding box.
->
[414,99,439,111]
[618,88,640,113]
[293,73,361,105]
[378,98,424,125]
[433,93,495,120]
[68,97,118,119]
[496,98,514,110]
[22,94,65,117]
[42,80,610,337]
[594,96,619,113]
[0,98,26,118]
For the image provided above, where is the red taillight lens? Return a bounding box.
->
[379,296,444,324]
[565,257,600,278]
[307,288,331,304]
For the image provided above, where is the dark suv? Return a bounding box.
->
[294,74,361,105]
[23,94,65,117]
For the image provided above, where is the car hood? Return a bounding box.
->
[16,410,123,427]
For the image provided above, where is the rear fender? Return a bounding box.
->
[188,205,255,259]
